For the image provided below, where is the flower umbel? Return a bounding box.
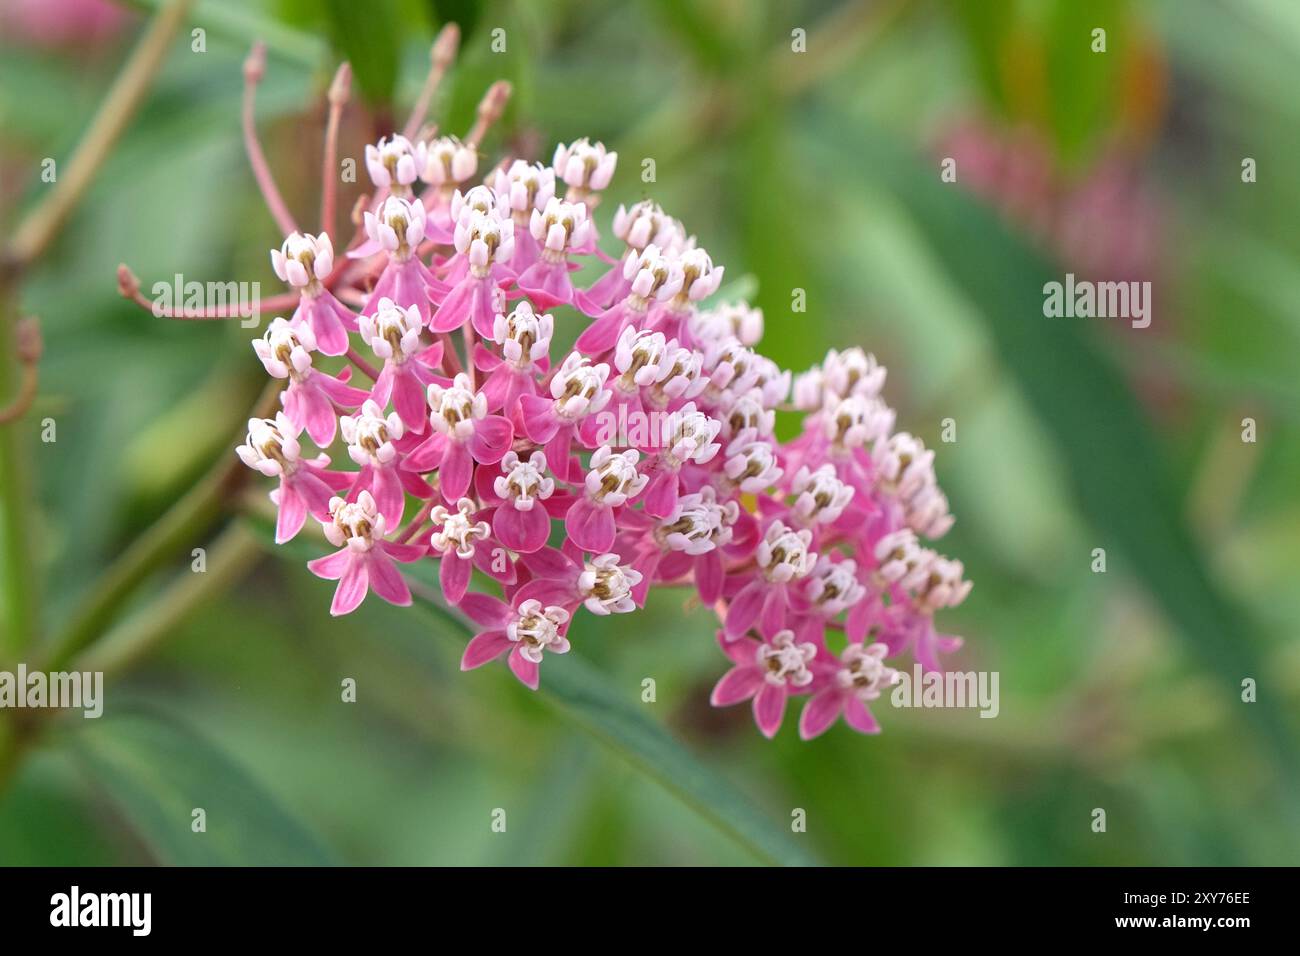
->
[213,34,971,738]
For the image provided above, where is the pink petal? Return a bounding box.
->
[330,556,370,616]
[582,262,629,312]
[307,548,350,580]
[494,505,551,554]
[478,364,512,412]
[459,592,512,627]
[573,302,629,354]
[564,497,616,553]
[519,546,576,580]
[391,368,428,433]
[696,549,723,605]
[274,483,307,544]
[543,428,579,483]
[316,371,369,407]
[372,464,405,527]
[515,260,573,312]
[296,382,338,447]
[469,415,513,465]
[759,585,788,639]
[439,551,472,604]
[369,364,395,409]
[511,577,577,608]
[843,696,881,735]
[366,552,412,606]
[642,468,679,518]
[710,666,764,707]
[752,683,788,738]
[439,441,473,501]
[469,277,499,339]
[507,647,541,689]
[430,276,475,333]
[630,548,661,606]
[384,541,426,562]
[723,579,765,639]
[301,296,349,356]
[461,629,511,670]
[403,432,448,473]
[798,688,843,740]
[720,632,762,666]
[518,394,559,443]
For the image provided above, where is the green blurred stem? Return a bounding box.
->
[0,274,38,658]
[0,716,21,793]
[40,379,280,673]
[1,0,193,659]
[7,0,195,268]
[82,522,259,676]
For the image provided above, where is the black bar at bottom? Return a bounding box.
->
[0,866,1279,941]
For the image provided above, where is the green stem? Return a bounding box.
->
[0,273,37,659]
[7,0,195,269]
[40,379,280,673]
[0,713,22,793]
[41,464,232,672]
[82,522,260,676]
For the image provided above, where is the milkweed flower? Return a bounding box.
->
[272,232,357,355]
[252,318,368,446]
[216,45,971,739]
[236,413,351,544]
[306,492,426,615]
[365,134,425,196]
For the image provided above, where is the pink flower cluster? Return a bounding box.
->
[236,86,971,741]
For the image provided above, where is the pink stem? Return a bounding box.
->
[402,23,460,141]
[396,496,436,544]
[465,81,512,148]
[462,322,477,390]
[242,42,298,238]
[320,62,351,239]
[346,347,379,382]
[116,264,300,319]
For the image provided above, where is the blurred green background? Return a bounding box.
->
[1,0,1298,865]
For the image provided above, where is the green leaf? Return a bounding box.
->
[809,111,1300,788]
[246,515,818,866]
[122,0,326,66]
[66,708,335,865]
[529,647,818,866]
[321,0,401,105]
[411,588,817,866]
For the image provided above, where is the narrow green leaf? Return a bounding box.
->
[122,0,325,66]
[67,708,335,865]
[246,515,818,865]
[810,112,1300,786]
[321,0,401,106]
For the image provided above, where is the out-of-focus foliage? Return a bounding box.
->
[1,0,1297,865]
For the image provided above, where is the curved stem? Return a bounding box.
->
[402,23,459,141]
[242,42,298,238]
[320,62,351,239]
[345,347,379,381]
[39,379,282,672]
[465,81,512,149]
[82,522,261,676]
[5,0,195,269]
[0,280,37,656]
[116,264,300,318]
[0,318,40,425]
